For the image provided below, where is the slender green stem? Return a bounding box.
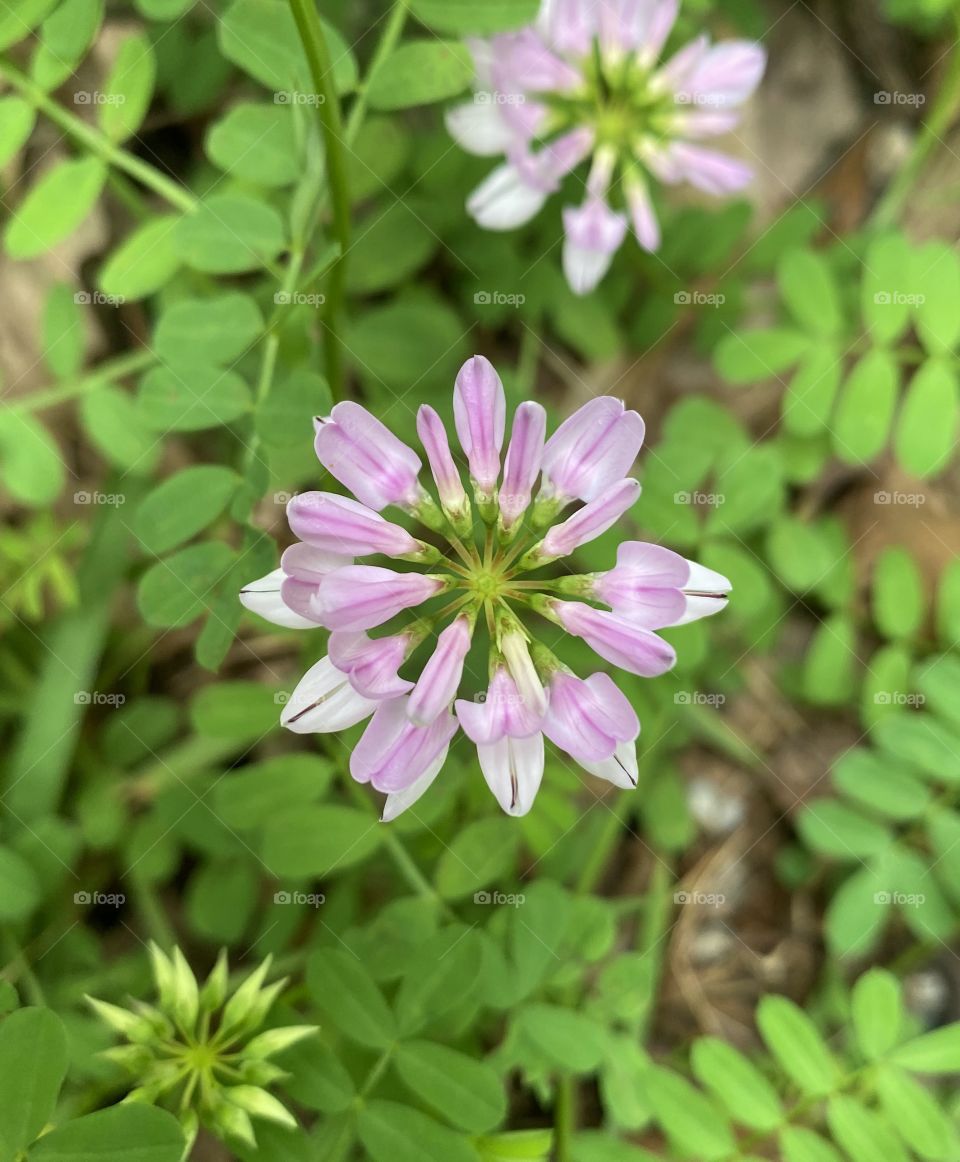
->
[871,17,960,229]
[0,58,196,214]
[345,0,410,142]
[0,931,45,1006]
[553,1074,575,1162]
[11,350,156,415]
[287,0,352,401]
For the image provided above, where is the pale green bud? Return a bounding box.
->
[224,1085,298,1130]
[147,942,177,1010]
[170,946,199,1031]
[243,1024,318,1060]
[209,1096,257,1148]
[219,956,273,1038]
[86,997,155,1042]
[199,949,229,1013]
[237,1059,289,1086]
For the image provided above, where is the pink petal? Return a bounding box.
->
[328,630,414,699]
[407,616,473,727]
[417,405,467,516]
[541,397,645,503]
[316,566,442,632]
[287,492,420,559]
[500,401,547,529]
[314,402,422,511]
[543,671,639,762]
[562,197,629,295]
[552,601,677,677]
[541,478,640,558]
[453,355,506,493]
[455,668,543,743]
[351,698,458,792]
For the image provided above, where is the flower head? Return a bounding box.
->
[448,0,766,293]
[241,355,729,819]
[88,945,315,1152]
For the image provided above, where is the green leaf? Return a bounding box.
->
[358,1101,479,1162]
[936,561,960,644]
[872,546,925,639]
[832,349,899,464]
[80,385,158,473]
[394,927,484,1036]
[154,292,263,365]
[409,0,539,34]
[218,0,356,94]
[368,40,473,110]
[256,369,331,448]
[98,32,155,141]
[801,613,858,706]
[186,859,257,943]
[851,969,903,1059]
[826,1094,909,1162]
[895,359,959,477]
[395,1041,506,1133]
[766,517,834,592]
[891,1023,960,1072]
[347,298,467,388]
[29,1103,184,1162]
[778,248,842,336]
[757,995,840,1096]
[206,102,300,187]
[435,817,521,900]
[190,680,281,743]
[916,655,960,730]
[98,215,182,300]
[861,644,914,730]
[33,0,102,88]
[5,157,106,259]
[0,409,64,507]
[797,799,891,860]
[913,241,960,354]
[137,541,235,628]
[138,363,253,431]
[306,948,397,1049]
[262,805,381,879]
[0,97,36,167]
[280,1039,356,1113]
[876,1065,959,1158]
[174,194,285,273]
[873,712,960,783]
[0,846,42,921]
[861,233,912,345]
[0,1007,68,1160]
[714,328,809,385]
[212,754,331,829]
[690,1038,783,1132]
[41,283,84,379]
[0,0,57,51]
[824,865,888,960]
[780,1127,843,1162]
[645,1067,735,1160]
[514,1005,608,1074]
[782,346,842,436]
[346,203,437,293]
[135,466,238,554]
[832,748,928,820]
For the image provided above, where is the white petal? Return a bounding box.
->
[380,747,448,821]
[562,242,617,296]
[685,560,732,594]
[478,734,545,816]
[580,741,639,789]
[281,657,379,734]
[467,164,548,231]
[445,99,515,156]
[240,569,317,629]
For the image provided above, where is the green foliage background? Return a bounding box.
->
[2,0,960,1158]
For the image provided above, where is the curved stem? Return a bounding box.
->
[871,17,960,229]
[287,0,352,402]
[345,0,410,141]
[0,58,196,214]
[10,349,156,415]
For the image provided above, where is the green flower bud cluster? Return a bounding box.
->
[87,943,316,1153]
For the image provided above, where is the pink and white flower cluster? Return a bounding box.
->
[242,355,729,820]
[447,0,766,294]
